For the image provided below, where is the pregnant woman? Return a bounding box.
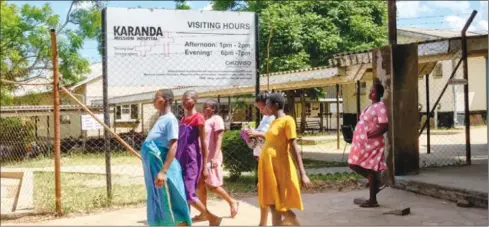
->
[347,82,388,208]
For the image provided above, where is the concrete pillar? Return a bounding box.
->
[373,44,419,178]
[485,57,489,148]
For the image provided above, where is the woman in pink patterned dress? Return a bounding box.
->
[348,82,388,208]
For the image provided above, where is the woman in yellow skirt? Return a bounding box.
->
[258,92,313,226]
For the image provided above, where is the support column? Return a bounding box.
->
[425,74,430,154]
[336,84,340,150]
[486,57,488,153]
[373,44,419,178]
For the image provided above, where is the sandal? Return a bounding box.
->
[192,214,208,222]
[359,200,380,208]
[209,217,223,226]
[230,201,240,218]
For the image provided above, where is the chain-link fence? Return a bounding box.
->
[1,81,55,214]
[1,6,487,217]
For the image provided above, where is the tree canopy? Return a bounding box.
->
[211,0,388,73]
[1,0,104,105]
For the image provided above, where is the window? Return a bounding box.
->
[355,82,367,95]
[130,104,138,119]
[305,103,312,116]
[61,115,71,124]
[115,104,139,121]
[122,105,130,114]
[433,63,443,78]
[116,106,121,120]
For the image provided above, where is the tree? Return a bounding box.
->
[211,1,387,128]
[175,0,191,10]
[1,1,105,105]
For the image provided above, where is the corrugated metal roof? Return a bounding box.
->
[398,27,485,39]
[0,105,103,112]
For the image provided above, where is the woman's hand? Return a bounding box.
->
[367,131,374,139]
[154,171,167,188]
[246,129,258,137]
[202,168,209,180]
[210,159,219,169]
[301,173,313,188]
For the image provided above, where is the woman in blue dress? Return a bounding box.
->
[141,89,192,226]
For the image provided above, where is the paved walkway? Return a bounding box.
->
[5,188,488,226]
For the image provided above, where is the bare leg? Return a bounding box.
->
[350,164,383,192]
[281,210,300,226]
[209,186,239,217]
[190,201,222,226]
[349,164,369,179]
[193,179,208,221]
[270,206,282,226]
[258,207,269,226]
[360,171,380,208]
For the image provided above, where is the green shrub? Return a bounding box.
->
[0,117,35,162]
[222,130,256,181]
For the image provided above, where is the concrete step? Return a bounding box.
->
[393,176,488,209]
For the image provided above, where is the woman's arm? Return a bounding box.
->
[367,123,388,139]
[212,130,224,167]
[290,139,307,177]
[247,130,266,139]
[162,139,177,173]
[198,125,209,166]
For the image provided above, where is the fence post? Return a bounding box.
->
[461,10,477,165]
[49,29,62,215]
[101,8,113,201]
[254,13,261,127]
[356,81,361,122]
[336,84,340,150]
[425,74,430,154]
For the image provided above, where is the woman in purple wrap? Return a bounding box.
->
[176,90,222,226]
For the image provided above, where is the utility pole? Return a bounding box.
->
[388,0,397,45]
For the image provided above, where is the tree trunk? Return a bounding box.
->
[286,91,296,120]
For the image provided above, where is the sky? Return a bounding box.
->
[8,1,489,64]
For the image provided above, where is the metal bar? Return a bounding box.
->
[113,106,117,134]
[426,74,431,154]
[462,10,477,165]
[140,104,144,133]
[49,29,62,215]
[336,84,340,150]
[101,8,112,200]
[254,13,261,126]
[418,58,463,136]
[217,95,221,117]
[228,96,232,128]
[356,81,361,122]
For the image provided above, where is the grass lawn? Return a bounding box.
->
[4,153,344,169]
[2,152,140,169]
[33,171,362,214]
[302,158,347,168]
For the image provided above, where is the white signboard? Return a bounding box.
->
[104,7,256,87]
[81,114,104,130]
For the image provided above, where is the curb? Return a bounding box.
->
[393,177,488,208]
